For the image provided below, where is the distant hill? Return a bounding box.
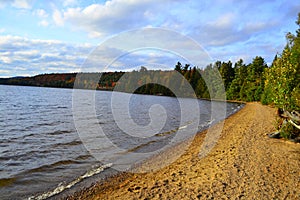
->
[0,72,125,90]
[0,70,185,97]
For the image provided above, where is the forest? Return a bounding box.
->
[0,14,299,140]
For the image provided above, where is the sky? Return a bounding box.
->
[0,0,299,77]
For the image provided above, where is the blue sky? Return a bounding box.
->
[0,0,299,77]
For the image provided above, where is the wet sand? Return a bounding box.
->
[66,102,300,199]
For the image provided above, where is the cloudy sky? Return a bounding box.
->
[0,0,299,77]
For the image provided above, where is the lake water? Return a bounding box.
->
[0,85,243,199]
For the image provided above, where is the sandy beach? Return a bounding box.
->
[67,102,300,199]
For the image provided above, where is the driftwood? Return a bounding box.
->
[278,109,300,130]
[269,109,300,141]
[268,131,281,139]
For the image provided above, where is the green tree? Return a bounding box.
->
[174,62,182,73]
[242,56,267,101]
[227,59,247,100]
[219,60,234,90]
[195,70,209,98]
[263,13,300,110]
[202,63,225,99]
[262,13,300,139]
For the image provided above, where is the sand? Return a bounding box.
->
[66,102,300,199]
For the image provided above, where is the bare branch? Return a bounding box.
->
[288,119,300,130]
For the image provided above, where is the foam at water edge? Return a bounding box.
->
[28,163,113,200]
[178,125,188,130]
[198,119,215,129]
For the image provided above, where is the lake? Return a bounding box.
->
[0,85,243,199]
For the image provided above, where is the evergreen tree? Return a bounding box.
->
[219,60,234,90]
[227,59,247,100]
[174,62,182,73]
[242,56,267,101]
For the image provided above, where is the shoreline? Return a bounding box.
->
[65,102,300,199]
[0,84,246,105]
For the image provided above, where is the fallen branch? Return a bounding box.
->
[281,109,300,130]
[288,119,300,130]
[286,110,300,122]
[270,109,300,141]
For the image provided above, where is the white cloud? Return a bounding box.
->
[60,0,281,50]
[0,31,197,77]
[0,35,93,77]
[244,21,278,33]
[0,69,14,77]
[63,0,78,7]
[38,20,49,27]
[0,56,13,64]
[53,9,64,26]
[14,49,40,58]
[12,0,31,9]
[34,9,48,18]
[209,13,235,28]
[0,28,5,33]
[63,0,167,37]
[0,0,33,9]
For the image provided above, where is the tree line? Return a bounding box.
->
[0,72,124,90]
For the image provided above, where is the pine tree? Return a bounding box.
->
[242,56,267,101]
[227,59,247,100]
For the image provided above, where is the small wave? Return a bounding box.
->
[37,122,55,126]
[126,141,156,153]
[198,119,215,129]
[75,155,93,160]
[27,160,81,173]
[1,149,55,162]
[24,122,61,130]
[50,140,82,148]
[207,119,215,125]
[63,140,83,146]
[154,129,177,137]
[0,138,15,144]
[56,106,68,109]
[178,125,187,130]
[28,163,113,200]
[0,144,9,148]
[0,177,17,187]
[154,124,190,137]
[21,133,36,139]
[47,130,73,135]
[48,160,80,168]
[126,122,196,153]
